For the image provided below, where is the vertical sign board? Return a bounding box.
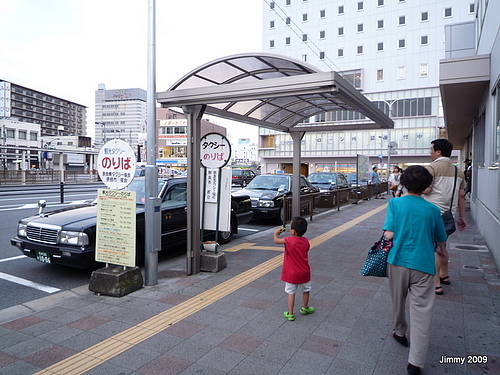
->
[95,189,136,267]
[96,139,137,266]
[200,133,232,232]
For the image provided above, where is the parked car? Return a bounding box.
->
[346,173,370,187]
[307,172,350,207]
[11,177,252,269]
[231,168,256,187]
[233,173,319,224]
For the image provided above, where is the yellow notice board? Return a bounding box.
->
[96,189,136,267]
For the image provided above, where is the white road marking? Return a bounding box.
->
[0,272,61,293]
[0,255,27,263]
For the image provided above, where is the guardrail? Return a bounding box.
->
[282,182,389,224]
[0,170,99,184]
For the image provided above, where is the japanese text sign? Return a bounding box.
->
[200,133,231,169]
[97,139,137,189]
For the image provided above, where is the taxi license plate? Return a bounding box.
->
[36,251,51,264]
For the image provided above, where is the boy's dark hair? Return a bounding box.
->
[400,165,433,194]
[291,216,308,236]
[372,165,377,171]
[431,138,453,157]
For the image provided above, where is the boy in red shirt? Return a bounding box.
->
[274,216,315,321]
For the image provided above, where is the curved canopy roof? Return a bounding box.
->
[157,53,393,132]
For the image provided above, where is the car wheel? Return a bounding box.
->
[217,230,233,244]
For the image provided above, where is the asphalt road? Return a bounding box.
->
[0,184,272,310]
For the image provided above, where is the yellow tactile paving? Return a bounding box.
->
[35,203,387,375]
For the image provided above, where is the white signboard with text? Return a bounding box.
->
[97,139,136,190]
[95,189,137,267]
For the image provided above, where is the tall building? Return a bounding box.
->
[0,80,87,137]
[94,84,147,154]
[261,0,476,176]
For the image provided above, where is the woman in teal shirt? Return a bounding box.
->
[383,165,447,375]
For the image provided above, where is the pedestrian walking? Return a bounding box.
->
[371,165,384,199]
[423,139,467,295]
[383,165,447,375]
[274,216,315,321]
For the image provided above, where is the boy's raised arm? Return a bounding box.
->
[274,228,286,244]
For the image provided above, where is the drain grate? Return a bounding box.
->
[449,243,488,252]
[463,265,482,270]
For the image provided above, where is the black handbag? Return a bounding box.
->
[442,167,457,236]
[361,234,392,277]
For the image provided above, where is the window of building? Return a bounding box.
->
[286,17,291,25]
[469,3,475,14]
[302,13,308,22]
[270,40,275,48]
[398,0,406,3]
[19,130,27,140]
[6,129,15,138]
[421,11,429,21]
[444,7,452,18]
[420,63,429,77]
[421,35,429,45]
[378,0,384,6]
[377,70,384,81]
[377,42,384,51]
[302,34,308,41]
[377,20,384,29]
[285,37,291,45]
[398,38,406,48]
[319,30,326,39]
[338,26,344,36]
[338,48,344,57]
[357,1,364,11]
[286,0,291,5]
[270,1,275,10]
[397,66,406,79]
[399,15,406,25]
[319,51,325,60]
[30,132,37,141]
[320,9,326,18]
[494,84,500,162]
[357,45,364,54]
[357,23,364,32]
[270,20,275,28]
[302,54,307,62]
[338,5,344,15]
[340,69,363,89]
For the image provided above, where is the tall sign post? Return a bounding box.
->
[90,139,143,297]
[199,133,231,271]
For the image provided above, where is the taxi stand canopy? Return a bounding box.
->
[156,53,393,275]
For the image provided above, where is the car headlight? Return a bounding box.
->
[17,222,27,237]
[59,231,89,246]
[258,200,275,208]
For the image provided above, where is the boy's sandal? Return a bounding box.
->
[435,286,444,295]
[283,311,295,321]
[440,276,451,285]
[300,306,315,315]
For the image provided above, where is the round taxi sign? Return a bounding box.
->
[97,139,136,189]
[200,133,231,168]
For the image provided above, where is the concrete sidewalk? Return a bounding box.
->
[0,196,499,375]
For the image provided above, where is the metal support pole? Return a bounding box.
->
[144,0,158,286]
[59,152,64,183]
[184,105,206,275]
[290,132,305,219]
[60,182,64,203]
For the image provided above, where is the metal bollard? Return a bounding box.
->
[60,181,64,203]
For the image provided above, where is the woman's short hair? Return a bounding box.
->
[400,165,433,193]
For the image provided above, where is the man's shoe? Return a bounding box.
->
[407,363,421,375]
[393,332,409,347]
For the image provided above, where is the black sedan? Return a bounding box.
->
[11,177,252,269]
[233,173,319,224]
[307,172,350,207]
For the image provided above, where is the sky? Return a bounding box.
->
[0,0,262,143]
